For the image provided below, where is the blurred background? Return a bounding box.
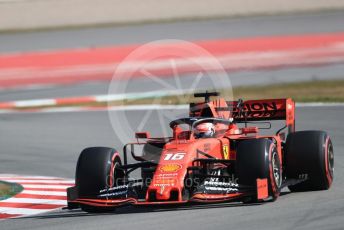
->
[1,0,344,105]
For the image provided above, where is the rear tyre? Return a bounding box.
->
[236,139,282,203]
[286,131,334,192]
[75,147,123,212]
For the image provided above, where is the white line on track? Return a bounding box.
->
[22,184,71,189]
[0,175,67,180]
[4,198,67,205]
[2,179,74,184]
[14,99,57,108]
[0,207,53,216]
[20,190,67,196]
[296,102,344,107]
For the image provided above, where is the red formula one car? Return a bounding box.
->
[67,92,334,212]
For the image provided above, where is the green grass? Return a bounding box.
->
[232,79,344,102]
[0,181,23,200]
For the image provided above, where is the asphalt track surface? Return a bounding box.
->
[0,105,344,230]
[0,11,344,101]
[1,11,344,53]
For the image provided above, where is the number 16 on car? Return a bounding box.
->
[164,152,186,161]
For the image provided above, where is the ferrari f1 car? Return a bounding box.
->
[67,92,334,212]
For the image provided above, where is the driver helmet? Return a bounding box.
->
[194,122,215,138]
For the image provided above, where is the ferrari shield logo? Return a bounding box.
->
[223,145,229,160]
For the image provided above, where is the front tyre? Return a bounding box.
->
[75,147,123,212]
[236,139,282,202]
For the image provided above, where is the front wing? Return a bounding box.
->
[67,178,269,209]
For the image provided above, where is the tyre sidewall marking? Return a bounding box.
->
[109,152,120,188]
[268,143,280,197]
[324,136,333,187]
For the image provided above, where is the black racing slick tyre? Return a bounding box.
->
[286,131,334,192]
[75,147,123,212]
[236,139,282,202]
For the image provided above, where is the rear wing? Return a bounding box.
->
[226,98,295,133]
[190,97,295,134]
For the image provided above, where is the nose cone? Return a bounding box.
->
[149,177,180,200]
[156,186,173,200]
[148,162,187,201]
[148,142,191,201]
